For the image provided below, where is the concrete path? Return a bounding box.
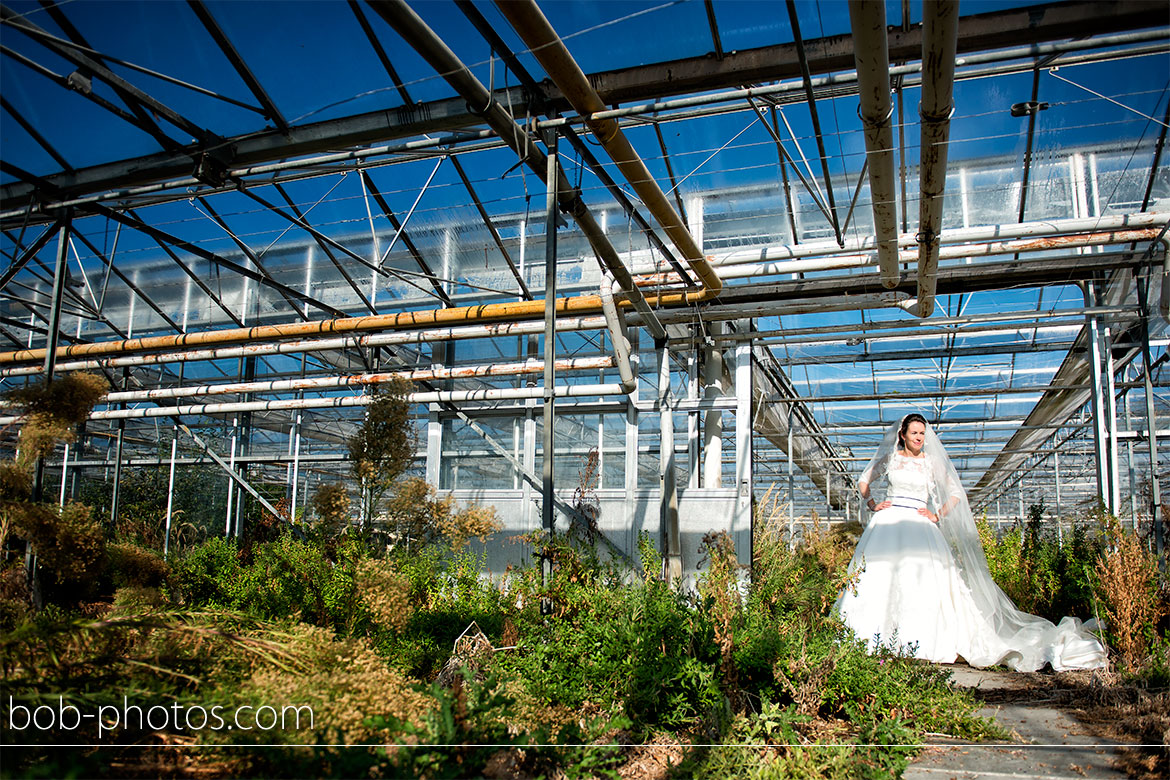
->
[902,666,1140,780]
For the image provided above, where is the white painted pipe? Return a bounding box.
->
[93,356,614,404]
[0,382,635,425]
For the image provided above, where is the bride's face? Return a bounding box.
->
[904,421,926,455]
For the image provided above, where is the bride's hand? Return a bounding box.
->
[918,507,939,523]
[871,500,892,512]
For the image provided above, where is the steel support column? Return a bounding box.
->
[1135,270,1165,561]
[541,126,558,606]
[703,322,724,487]
[164,430,177,556]
[425,341,447,488]
[1085,283,1113,513]
[1104,326,1122,513]
[735,322,753,557]
[659,338,681,581]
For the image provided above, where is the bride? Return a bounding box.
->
[835,413,1107,672]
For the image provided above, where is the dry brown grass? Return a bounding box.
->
[355,557,413,633]
[242,623,431,745]
[1095,517,1166,672]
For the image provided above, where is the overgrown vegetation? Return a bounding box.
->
[979,502,1169,679]
[3,375,1168,778]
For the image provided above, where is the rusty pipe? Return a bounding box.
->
[369,0,666,339]
[0,285,714,366]
[493,0,723,305]
[848,0,899,289]
[916,0,960,317]
[0,315,610,378]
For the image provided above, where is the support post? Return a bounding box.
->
[659,338,681,581]
[289,411,302,523]
[624,329,640,500]
[225,418,238,537]
[164,430,177,556]
[688,345,700,489]
[1104,327,1121,513]
[58,444,69,509]
[703,321,724,487]
[42,211,71,381]
[541,126,558,608]
[1054,449,1063,547]
[734,321,753,565]
[426,342,447,488]
[1135,269,1165,562]
[787,406,795,544]
[1085,283,1112,513]
[1124,365,1139,528]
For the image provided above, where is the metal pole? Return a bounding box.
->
[659,338,681,580]
[58,443,69,508]
[225,418,237,537]
[42,211,71,381]
[164,430,177,556]
[787,406,795,544]
[1054,449,1063,547]
[735,324,753,560]
[1104,326,1121,513]
[109,369,127,531]
[289,411,302,523]
[1124,365,1139,528]
[703,322,724,487]
[1085,283,1111,512]
[110,423,124,529]
[541,125,558,608]
[1135,270,1164,562]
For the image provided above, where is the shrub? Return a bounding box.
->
[16,502,106,605]
[4,372,109,466]
[170,536,243,608]
[309,482,350,538]
[383,477,501,551]
[497,533,722,731]
[978,514,1101,623]
[105,542,170,591]
[1096,516,1166,672]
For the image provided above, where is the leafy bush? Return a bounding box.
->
[978,513,1102,623]
[494,532,722,731]
[170,536,243,608]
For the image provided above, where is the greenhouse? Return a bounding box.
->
[1,0,1168,776]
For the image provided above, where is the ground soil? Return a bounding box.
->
[966,667,1169,779]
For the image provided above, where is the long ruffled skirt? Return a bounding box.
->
[834,506,1107,671]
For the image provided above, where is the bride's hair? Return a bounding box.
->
[897,413,929,450]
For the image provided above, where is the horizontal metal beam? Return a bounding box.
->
[2,1,1160,213]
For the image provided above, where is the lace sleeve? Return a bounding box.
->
[928,450,964,509]
[859,452,888,489]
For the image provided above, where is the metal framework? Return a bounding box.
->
[2,0,1167,575]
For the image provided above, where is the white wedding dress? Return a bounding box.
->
[836,445,1108,672]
